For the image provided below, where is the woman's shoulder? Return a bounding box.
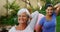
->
[9,26,16,32]
[39,16,46,22]
[41,16,45,20]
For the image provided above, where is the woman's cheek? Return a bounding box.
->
[23,17,27,21]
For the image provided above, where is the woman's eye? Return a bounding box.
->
[47,9,49,11]
[51,9,53,10]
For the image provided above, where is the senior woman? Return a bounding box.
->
[9,8,39,32]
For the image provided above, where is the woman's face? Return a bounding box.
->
[18,12,29,24]
[46,7,53,16]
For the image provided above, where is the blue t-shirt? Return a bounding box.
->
[52,12,56,18]
[39,13,56,32]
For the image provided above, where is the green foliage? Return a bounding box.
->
[0,0,20,25]
[39,6,46,15]
[56,16,60,32]
[41,0,60,5]
[4,0,20,12]
[1,0,60,26]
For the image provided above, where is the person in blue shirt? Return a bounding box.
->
[36,3,60,32]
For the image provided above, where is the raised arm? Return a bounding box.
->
[54,3,60,16]
[27,11,39,30]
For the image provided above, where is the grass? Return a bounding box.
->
[56,16,60,32]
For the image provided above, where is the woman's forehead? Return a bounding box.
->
[18,12,27,15]
[47,7,53,9]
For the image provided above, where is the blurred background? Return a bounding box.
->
[0,0,60,32]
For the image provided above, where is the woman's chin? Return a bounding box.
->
[18,20,27,24]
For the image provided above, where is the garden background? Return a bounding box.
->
[0,0,60,32]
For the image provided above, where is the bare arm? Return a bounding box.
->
[36,25,42,32]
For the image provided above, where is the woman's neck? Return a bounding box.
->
[16,23,27,30]
[46,14,52,21]
[19,23,27,28]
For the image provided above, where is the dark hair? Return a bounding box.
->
[45,4,53,9]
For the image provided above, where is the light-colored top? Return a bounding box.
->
[9,11,39,32]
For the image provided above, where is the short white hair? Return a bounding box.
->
[17,8,30,17]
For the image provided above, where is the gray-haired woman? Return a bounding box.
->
[9,8,39,32]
